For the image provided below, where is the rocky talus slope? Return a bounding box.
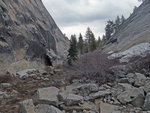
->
[0,0,69,74]
[102,0,150,53]
[1,66,150,113]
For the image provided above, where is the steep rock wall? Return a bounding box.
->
[102,0,150,53]
[0,0,69,73]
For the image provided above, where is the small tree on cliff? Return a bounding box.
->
[67,35,78,65]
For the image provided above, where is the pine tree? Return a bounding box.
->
[78,33,84,55]
[105,20,114,40]
[85,27,93,52]
[115,16,121,32]
[121,15,125,24]
[67,35,78,65]
[90,33,97,51]
[97,36,101,47]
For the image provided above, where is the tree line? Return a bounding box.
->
[67,27,102,65]
[67,14,128,65]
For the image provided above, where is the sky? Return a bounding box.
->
[42,0,142,38]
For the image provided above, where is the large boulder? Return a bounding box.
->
[19,99,35,113]
[134,73,146,87]
[100,101,120,113]
[0,0,69,73]
[143,92,150,110]
[58,92,83,106]
[73,83,99,96]
[117,88,144,107]
[144,79,150,93]
[88,91,111,100]
[34,87,59,106]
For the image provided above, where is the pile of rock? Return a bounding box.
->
[19,72,150,113]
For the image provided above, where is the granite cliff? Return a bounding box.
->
[0,0,69,73]
[102,0,150,53]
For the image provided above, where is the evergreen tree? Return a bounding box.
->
[121,15,125,24]
[78,33,84,55]
[83,41,88,53]
[101,35,107,44]
[105,20,114,40]
[90,33,97,51]
[67,35,78,65]
[97,36,101,47]
[85,27,93,52]
[115,16,121,32]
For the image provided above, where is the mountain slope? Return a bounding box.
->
[0,0,69,73]
[102,0,150,53]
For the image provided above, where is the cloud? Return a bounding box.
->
[42,0,141,38]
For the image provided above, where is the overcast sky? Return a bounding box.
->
[42,0,141,38]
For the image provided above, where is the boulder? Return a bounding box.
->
[58,92,83,106]
[125,73,135,84]
[89,91,111,100]
[35,104,63,113]
[117,88,144,107]
[143,92,150,110]
[35,87,59,106]
[19,99,35,113]
[116,83,133,91]
[100,101,120,113]
[134,73,146,87]
[73,83,99,96]
[111,83,133,97]
[144,79,150,93]
[109,65,129,77]
[65,94,83,106]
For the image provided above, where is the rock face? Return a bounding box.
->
[0,0,69,73]
[102,0,150,53]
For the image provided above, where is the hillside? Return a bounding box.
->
[102,0,150,53]
[0,0,69,74]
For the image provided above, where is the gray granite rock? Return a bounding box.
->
[19,99,35,113]
[73,83,99,96]
[117,88,144,107]
[0,0,69,73]
[143,92,150,110]
[35,87,60,106]
[134,73,146,87]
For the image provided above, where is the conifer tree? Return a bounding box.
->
[115,16,121,32]
[121,15,125,24]
[105,20,114,40]
[85,27,93,52]
[78,33,84,55]
[97,36,101,47]
[90,33,97,51]
[67,35,78,65]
